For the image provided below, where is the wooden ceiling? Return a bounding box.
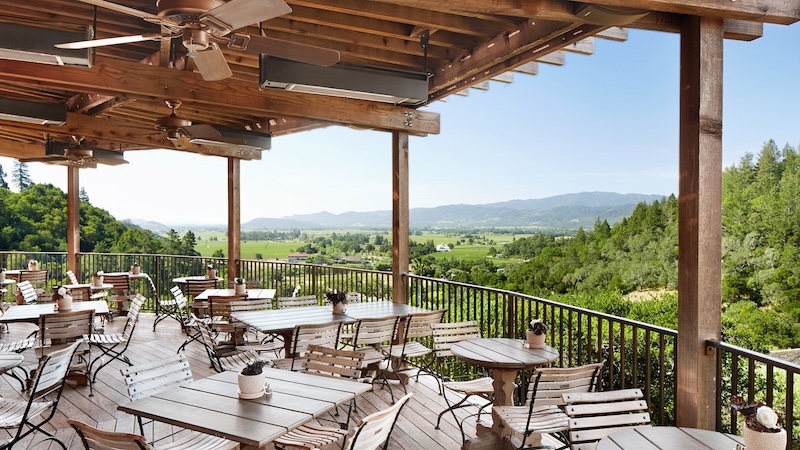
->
[0,0,796,162]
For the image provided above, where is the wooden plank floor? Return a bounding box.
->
[0,313,492,449]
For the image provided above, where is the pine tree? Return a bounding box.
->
[80,187,90,203]
[11,161,32,190]
[0,164,8,189]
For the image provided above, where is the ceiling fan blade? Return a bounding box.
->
[56,33,176,49]
[231,34,340,67]
[202,0,291,34]
[190,44,233,81]
[74,0,162,22]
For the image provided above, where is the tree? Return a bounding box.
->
[79,187,90,203]
[11,161,32,190]
[0,164,8,189]
[181,231,200,256]
[212,249,225,258]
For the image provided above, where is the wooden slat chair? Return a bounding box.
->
[18,269,48,299]
[563,388,651,450]
[387,309,447,393]
[229,298,284,356]
[343,392,413,450]
[208,294,249,338]
[170,286,213,353]
[194,315,266,372]
[36,309,95,395]
[430,321,496,442]
[0,336,37,391]
[66,270,80,285]
[345,292,361,303]
[15,280,38,305]
[118,352,240,449]
[350,316,400,401]
[85,294,145,383]
[65,270,91,301]
[272,321,343,371]
[103,272,132,319]
[278,294,319,308]
[274,344,371,450]
[0,341,81,450]
[69,420,241,450]
[494,363,604,450]
[185,278,219,299]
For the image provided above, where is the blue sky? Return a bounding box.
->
[2,23,798,225]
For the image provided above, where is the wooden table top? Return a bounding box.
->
[194,289,276,301]
[0,300,110,323]
[118,368,371,449]
[0,352,24,375]
[596,427,744,450]
[172,276,223,284]
[450,337,559,370]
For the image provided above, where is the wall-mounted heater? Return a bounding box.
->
[0,23,92,66]
[0,97,67,126]
[259,56,429,107]
[188,126,272,151]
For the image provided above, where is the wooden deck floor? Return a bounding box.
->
[0,313,487,449]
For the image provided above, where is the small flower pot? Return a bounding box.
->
[743,425,786,450]
[527,330,546,349]
[130,265,140,274]
[238,373,265,399]
[206,269,216,279]
[93,275,103,287]
[332,302,346,314]
[28,261,38,270]
[234,284,246,295]
[0,272,5,282]
[57,295,73,311]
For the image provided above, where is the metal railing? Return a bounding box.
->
[1,251,797,446]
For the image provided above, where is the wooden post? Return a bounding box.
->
[392,131,409,304]
[67,166,80,278]
[677,15,723,429]
[227,157,241,281]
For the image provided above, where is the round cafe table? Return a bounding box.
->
[596,427,744,450]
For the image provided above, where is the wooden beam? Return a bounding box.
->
[0,59,440,135]
[677,14,723,430]
[67,166,80,277]
[0,138,48,159]
[228,158,241,281]
[391,131,409,304]
[580,0,799,25]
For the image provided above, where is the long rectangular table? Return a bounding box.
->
[118,368,371,450]
[0,300,110,323]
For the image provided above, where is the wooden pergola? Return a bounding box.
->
[0,0,797,435]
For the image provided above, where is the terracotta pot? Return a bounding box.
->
[131,265,140,274]
[93,275,103,286]
[234,284,246,295]
[332,302,346,314]
[57,294,73,311]
[743,425,786,450]
[207,269,216,279]
[527,330,546,348]
[238,373,265,398]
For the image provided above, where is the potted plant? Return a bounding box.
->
[92,270,104,287]
[206,264,216,280]
[325,289,348,314]
[526,318,547,348]
[730,395,786,450]
[0,267,5,283]
[233,277,246,295]
[130,262,140,274]
[53,286,73,311]
[238,359,269,399]
[28,259,38,271]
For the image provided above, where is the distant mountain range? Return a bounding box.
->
[129,192,666,233]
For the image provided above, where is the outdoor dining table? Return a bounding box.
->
[0,300,110,324]
[192,288,277,307]
[62,282,113,301]
[450,337,559,450]
[118,367,371,450]
[596,426,744,450]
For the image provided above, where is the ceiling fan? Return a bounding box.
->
[20,137,129,168]
[140,100,252,149]
[55,0,340,81]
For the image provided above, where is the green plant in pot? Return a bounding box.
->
[238,359,269,399]
[526,318,547,348]
[325,288,348,314]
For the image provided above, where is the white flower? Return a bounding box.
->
[530,319,541,328]
[57,287,66,296]
[293,285,301,296]
[756,406,780,430]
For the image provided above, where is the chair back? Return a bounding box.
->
[352,316,399,349]
[103,272,131,301]
[66,270,80,285]
[208,294,248,333]
[303,344,370,382]
[31,340,82,397]
[68,419,151,450]
[19,269,47,286]
[345,393,413,450]
[120,295,145,339]
[229,297,272,313]
[16,280,38,304]
[121,352,194,401]
[186,278,218,298]
[526,362,604,408]
[403,309,446,341]
[278,294,319,308]
[282,321,343,370]
[430,321,481,358]
[345,292,361,303]
[563,388,651,449]
[70,286,90,301]
[38,309,94,355]
[170,285,189,310]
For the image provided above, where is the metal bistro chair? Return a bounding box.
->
[103,272,132,319]
[194,315,265,372]
[343,393,413,450]
[85,294,145,383]
[69,419,240,450]
[228,298,284,356]
[15,280,38,305]
[494,363,604,450]
[118,352,240,449]
[349,316,400,402]
[36,308,95,395]
[64,270,92,301]
[387,309,447,393]
[185,278,219,299]
[0,341,81,450]
[563,388,651,450]
[18,269,48,300]
[272,321,343,371]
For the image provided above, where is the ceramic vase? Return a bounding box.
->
[57,294,73,311]
[238,373,265,399]
[527,330,546,348]
[207,269,216,279]
[234,283,246,295]
[332,302,346,314]
[28,260,38,270]
[93,275,103,286]
[743,425,786,450]
[130,265,140,274]
[0,271,5,282]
